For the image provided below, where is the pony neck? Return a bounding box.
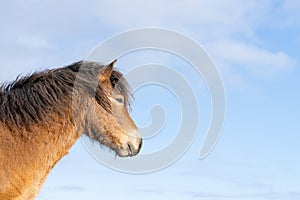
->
[0,105,81,199]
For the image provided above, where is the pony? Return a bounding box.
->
[0,60,142,199]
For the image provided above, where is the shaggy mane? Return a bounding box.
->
[0,61,131,129]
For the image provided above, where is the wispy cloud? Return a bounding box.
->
[90,0,298,83]
[0,0,298,85]
[208,40,296,77]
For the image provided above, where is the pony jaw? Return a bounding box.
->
[89,129,142,157]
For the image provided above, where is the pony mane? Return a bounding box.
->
[0,61,131,129]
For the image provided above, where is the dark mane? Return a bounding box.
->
[0,61,131,129]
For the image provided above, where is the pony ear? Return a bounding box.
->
[99,59,117,81]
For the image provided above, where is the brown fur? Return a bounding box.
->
[0,61,142,199]
[0,61,131,130]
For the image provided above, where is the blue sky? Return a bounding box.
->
[1,0,300,199]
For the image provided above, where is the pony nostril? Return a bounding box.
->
[127,143,133,156]
[126,140,142,156]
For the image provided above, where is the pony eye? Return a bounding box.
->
[115,96,124,104]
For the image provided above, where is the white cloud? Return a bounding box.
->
[95,0,264,38]
[90,0,297,81]
[0,0,297,85]
[208,40,296,77]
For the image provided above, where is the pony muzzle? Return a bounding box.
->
[117,131,142,157]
